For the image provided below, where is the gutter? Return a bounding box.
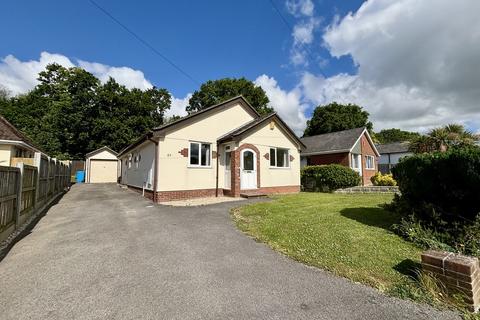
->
[215,142,219,197]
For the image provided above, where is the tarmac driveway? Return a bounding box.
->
[0,184,458,320]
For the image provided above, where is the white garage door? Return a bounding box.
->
[90,160,118,183]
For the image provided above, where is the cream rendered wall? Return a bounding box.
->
[119,141,156,190]
[0,145,12,166]
[239,120,301,188]
[157,103,255,191]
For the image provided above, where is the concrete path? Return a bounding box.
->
[0,184,459,320]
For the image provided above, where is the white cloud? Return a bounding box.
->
[292,18,319,45]
[302,0,480,131]
[166,93,191,118]
[77,60,152,90]
[285,0,320,66]
[0,52,153,95]
[286,0,314,17]
[0,52,74,95]
[255,74,307,135]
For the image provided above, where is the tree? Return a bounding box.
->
[375,128,420,144]
[409,124,479,153]
[303,102,373,137]
[0,64,171,159]
[186,78,272,115]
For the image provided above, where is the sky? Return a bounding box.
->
[1,0,479,135]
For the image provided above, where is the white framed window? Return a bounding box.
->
[365,155,375,170]
[128,154,132,169]
[189,142,211,167]
[351,154,360,169]
[269,147,290,168]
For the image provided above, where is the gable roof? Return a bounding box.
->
[300,127,379,156]
[218,112,305,149]
[118,96,260,157]
[0,115,40,151]
[153,95,260,133]
[376,142,410,154]
[86,146,118,158]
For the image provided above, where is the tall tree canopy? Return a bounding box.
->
[375,128,420,144]
[409,124,479,153]
[303,102,373,137]
[0,64,171,159]
[186,77,273,115]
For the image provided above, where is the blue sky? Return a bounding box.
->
[1,0,479,134]
[0,0,361,97]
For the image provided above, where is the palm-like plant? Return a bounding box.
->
[410,124,479,153]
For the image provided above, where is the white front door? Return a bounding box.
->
[224,151,231,189]
[240,149,256,190]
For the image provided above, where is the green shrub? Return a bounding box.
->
[371,172,397,186]
[301,164,361,192]
[392,147,480,226]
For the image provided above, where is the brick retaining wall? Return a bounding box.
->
[421,250,480,312]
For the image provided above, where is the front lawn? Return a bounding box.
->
[232,192,422,292]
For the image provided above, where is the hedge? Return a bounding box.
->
[301,164,361,192]
[392,147,480,225]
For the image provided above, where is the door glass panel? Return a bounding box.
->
[243,151,254,170]
[225,151,231,170]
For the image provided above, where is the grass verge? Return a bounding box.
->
[232,192,477,317]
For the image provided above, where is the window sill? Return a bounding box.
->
[269,166,291,170]
[365,168,376,171]
[187,165,213,169]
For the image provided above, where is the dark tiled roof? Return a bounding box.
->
[0,115,38,150]
[300,127,366,154]
[376,142,410,154]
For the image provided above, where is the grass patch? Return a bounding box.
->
[232,192,421,291]
[232,192,479,318]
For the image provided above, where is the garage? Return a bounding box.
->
[85,146,119,183]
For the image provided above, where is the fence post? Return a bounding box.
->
[15,162,24,228]
[34,152,41,209]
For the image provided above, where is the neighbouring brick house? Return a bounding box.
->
[118,96,305,202]
[376,141,412,174]
[300,127,379,186]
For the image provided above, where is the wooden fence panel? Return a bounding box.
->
[20,165,37,216]
[38,156,48,201]
[0,166,19,233]
[48,159,54,197]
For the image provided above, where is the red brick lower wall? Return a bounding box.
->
[306,153,349,166]
[257,185,300,194]
[127,185,154,200]
[155,188,217,202]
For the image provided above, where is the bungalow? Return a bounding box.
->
[376,142,412,174]
[300,127,380,185]
[118,96,305,202]
[0,115,41,166]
